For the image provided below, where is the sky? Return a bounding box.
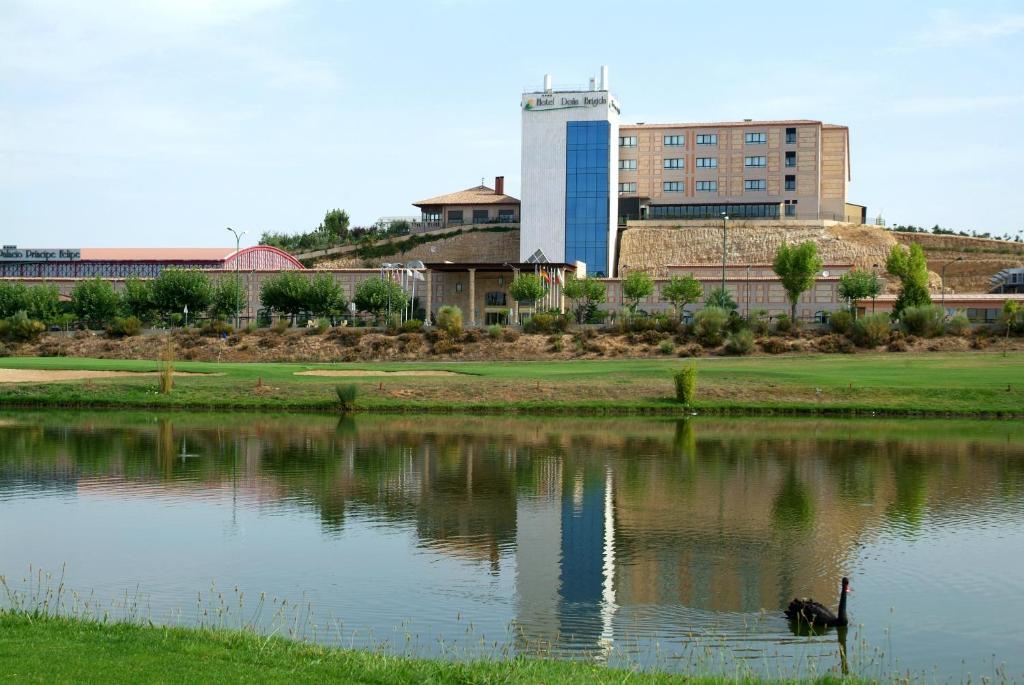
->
[2,0,1023,248]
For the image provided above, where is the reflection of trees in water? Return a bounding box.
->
[772,467,814,530]
[886,455,931,533]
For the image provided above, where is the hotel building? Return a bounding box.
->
[616,120,853,223]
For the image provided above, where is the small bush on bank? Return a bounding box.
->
[487,324,502,339]
[676,343,703,358]
[271,319,289,334]
[658,339,675,355]
[746,309,770,336]
[502,328,520,343]
[200,319,233,337]
[851,313,891,348]
[946,311,971,336]
[401,319,423,333]
[431,332,462,355]
[335,383,358,411]
[829,310,854,335]
[724,329,755,355]
[816,333,855,354]
[523,312,570,334]
[674,364,698,405]
[694,307,728,347]
[107,316,142,338]
[436,306,463,336]
[760,337,790,354]
[901,305,945,338]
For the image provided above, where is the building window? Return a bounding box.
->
[619,135,637,147]
[649,203,779,219]
[566,120,611,277]
[618,159,637,170]
[785,200,798,217]
[785,174,796,191]
[447,210,463,224]
[485,291,507,306]
[455,282,463,292]
[696,134,717,145]
[786,127,797,144]
[785,151,797,167]
[498,209,515,222]
[744,156,766,167]
[663,158,685,169]
[744,179,766,191]
[745,132,766,144]
[472,209,489,223]
[618,182,637,193]
[696,157,717,168]
[664,135,685,146]
[663,181,684,192]
[696,181,718,192]
[423,211,441,222]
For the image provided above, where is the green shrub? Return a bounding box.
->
[694,307,728,347]
[901,305,945,337]
[946,311,971,336]
[829,309,854,335]
[746,309,770,336]
[774,314,793,334]
[487,324,502,339]
[851,312,891,347]
[658,339,675,355]
[271,318,289,334]
[436,305,463,336]
[724,329,755,355]
[107,316,142,338]
[401,319,423,333]
[335,383,358,411]
[200,319,233,337]
[673,364,698,405]
[523,312,570,334]
[1,311,45,342]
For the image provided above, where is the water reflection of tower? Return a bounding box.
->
[515,452,616,656]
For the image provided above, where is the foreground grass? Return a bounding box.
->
[0,352,1022,416]
[0,613,853,685]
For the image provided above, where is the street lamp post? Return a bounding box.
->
[721,213,729,295]
[226,227,246,328]
[941,256,964,316]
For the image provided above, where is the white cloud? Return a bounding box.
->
[904,9,1024,49]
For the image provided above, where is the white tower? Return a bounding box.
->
[520,67,620,277]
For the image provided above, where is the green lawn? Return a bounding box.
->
[0,352,1022,416]
[0,612,855,685]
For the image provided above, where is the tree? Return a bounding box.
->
[836,269,882,318]
[260,271,310,322]
[121,277,156,323]
[703,287,737,311]
[306,273,346,319]
[885,243,931,319]
[152,269,213,322]
[773,241,823,321]
[318,209,350,244]
[210,278,246,320]
[71,278,119,328]
[562,275,606,324]
[1003,300,1021,356]
[0,282,28,318]
[354,276,407,319]
[25,284,61,324]
[621,271,654,314]
[661,275,702,321]
[508,274,546,312]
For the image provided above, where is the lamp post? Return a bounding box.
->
[941,256,964,316]
[720,213,729,295]
[226,227,245,328]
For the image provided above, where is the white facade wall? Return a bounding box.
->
[520,85,619,276]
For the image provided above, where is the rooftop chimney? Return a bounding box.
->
[543,74,552,93]
[494,176,505,196]
[589,77,596,91]
[599,65,609,91]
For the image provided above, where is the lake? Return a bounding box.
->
[1,411,1022,680]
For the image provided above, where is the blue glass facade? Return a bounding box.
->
[565,121,610,277]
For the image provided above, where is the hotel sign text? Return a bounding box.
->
[523,93,610,112]
[0,246,81,261]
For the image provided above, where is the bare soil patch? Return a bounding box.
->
[295,369,461,378]
[0,369,210,384]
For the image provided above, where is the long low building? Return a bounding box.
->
[0,245,303,278]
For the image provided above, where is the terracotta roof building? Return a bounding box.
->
[413,176,520,229]
[0,245,304,278]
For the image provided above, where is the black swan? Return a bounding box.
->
[784,577,850,627]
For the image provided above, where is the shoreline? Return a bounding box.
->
[1,353,1022,420]
[0,611,859,685]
